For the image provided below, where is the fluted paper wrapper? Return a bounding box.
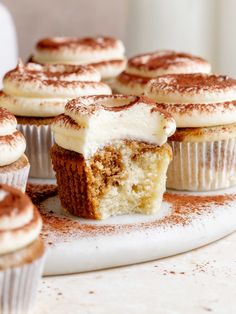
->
[0,164,30,192]
[0,253,45,314]
[18,124,55,179]
[167,138,236,191]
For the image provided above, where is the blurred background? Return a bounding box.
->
[1,0,236,80]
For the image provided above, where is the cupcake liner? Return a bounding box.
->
[0,253,45,314]
[18,124,55,179]
[0,163,30,192]
[167,138,236,191]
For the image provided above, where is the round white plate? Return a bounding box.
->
[29,183,236,276]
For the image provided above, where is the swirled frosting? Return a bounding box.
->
[31,36,126,79]
[0,184,42,255]
[114,50,211,95]
[0,108,26,166]
[145,73,236,128]
[0,62,111,117]
[52,95,176,158]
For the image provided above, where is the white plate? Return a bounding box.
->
[30,183,236,276]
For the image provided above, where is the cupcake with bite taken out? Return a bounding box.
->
[0,61,111,178]
[51,94,176,219]
[0,184,45,314]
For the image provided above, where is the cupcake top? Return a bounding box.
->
[114,50,211,95]
[0,61,111,117]
[31,36,126,79]
[0,108,26,166]
[145,73,236,128]
[0,184,42,255]
[52,94,176,158]
[126,50,211,77]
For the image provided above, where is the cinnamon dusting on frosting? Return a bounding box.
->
[127,51,210,72]
[36,36,120,51]
[149,74,236,94]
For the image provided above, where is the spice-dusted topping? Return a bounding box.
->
[52,94,176,158]
[0,108,26,166]
[0,61,111,117]
[36,36,123,52]
[0,184,42,255]
[32,36,126,79]
[127,50,211,77]
[113,50,211,95]
[145,74,236,128]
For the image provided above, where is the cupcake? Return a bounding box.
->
[0,184,45,314]
[145,73,236,191]
[114,50,211,95]
[0,107,29,191]
[0,61,111,178]
[30,36,126,83]
[51,95,176,219]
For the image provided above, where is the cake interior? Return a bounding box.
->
[51,140,172,219]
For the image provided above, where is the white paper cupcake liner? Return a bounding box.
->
[167,138,236,191]
[0,162,30,192]
[0,253,45,314]
[18,124,55,179]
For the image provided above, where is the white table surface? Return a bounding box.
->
[35,231,236,314]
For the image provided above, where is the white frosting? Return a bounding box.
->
[33,36,125,65]
[0,94,66,117]
[91,59,127,80]
[0,185,42,255]
[0,62,112,117]
[145,74,236,128]
[52,95,176,158]
[0,108,26,166]
[114,50,211,95]
[113,73,148,95]
[126,50,211,78]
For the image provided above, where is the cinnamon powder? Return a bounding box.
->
[26,183,236,244]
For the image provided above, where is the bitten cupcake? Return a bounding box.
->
[51,95,176,219]
[0,184,45,314]
[30,36,126,83]
[145,73,236,191]
[114,50,211,95]
[0,107,29,191]
[0,61,111,178]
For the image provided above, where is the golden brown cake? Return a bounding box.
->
[51,95,176,219]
